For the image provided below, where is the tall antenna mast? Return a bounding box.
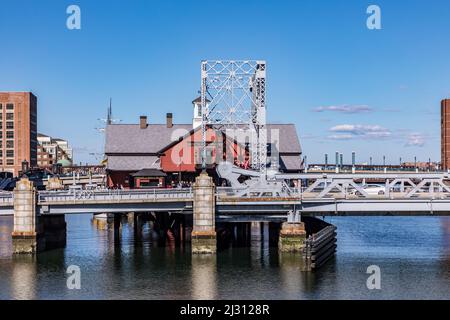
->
[95,98,121,163]
[107,97,112,125]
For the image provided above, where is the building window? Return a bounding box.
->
[0,150,2,157]
[0,141,2,149]
[0,122,2,130]
[6,113,13,120]
[0,103,2,110]
[6,150,14,158]
[6,103,14,110]
[0,113,2,120]
[6,122,14,129]
[6,159,14,166]
[0,132,2,139]
[6,140,13,149]
[6,131,13,139]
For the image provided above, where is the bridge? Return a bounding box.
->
[2,171,450,217]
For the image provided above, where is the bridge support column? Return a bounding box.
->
[278,222,306,253]
[250,222,262,242]
[114,213,122,245]
[12,177,43,254]
[191,173,216,254]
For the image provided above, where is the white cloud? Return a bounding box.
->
[327,134,355,140]
[313,105,372,114]
[329,124,391,139]
[405,133,426,147]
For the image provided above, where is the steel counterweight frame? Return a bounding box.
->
[200,60,267,174]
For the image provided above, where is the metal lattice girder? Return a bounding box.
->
[406,179,450,198]
[317,179,369,199]
[200,60,267,173]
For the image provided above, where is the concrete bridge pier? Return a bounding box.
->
[12,178,67,254]
[278,222,306,252]
[191,173,216,254]
[278,212,306,253]
[12,177,43,254]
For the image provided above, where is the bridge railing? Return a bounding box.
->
[37,188,194,203]
[0,193,13,205]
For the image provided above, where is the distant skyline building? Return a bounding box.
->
[37,133,73,168]
[441,99,450,170]
[0,92,37,176]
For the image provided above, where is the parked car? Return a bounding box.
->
[351,184,386,196]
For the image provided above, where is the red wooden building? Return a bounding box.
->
[104,98,302,189]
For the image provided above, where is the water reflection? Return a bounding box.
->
[191,255,217,299]
[11,256,37,300]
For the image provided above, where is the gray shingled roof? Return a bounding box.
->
[280,155,303,171]
[105,123,301,154]
[107,155,160,171]
[105,124,192,154]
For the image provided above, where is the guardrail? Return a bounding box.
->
[0,193,13,205]
[37,188,194,203]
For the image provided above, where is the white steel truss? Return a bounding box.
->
[200,60,267,173]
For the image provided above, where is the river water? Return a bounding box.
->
[0,215,449,300]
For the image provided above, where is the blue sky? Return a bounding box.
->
[1,0,449,164]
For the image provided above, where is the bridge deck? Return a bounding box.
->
[1,187,450,216]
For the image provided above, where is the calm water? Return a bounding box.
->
[0,215,449,300]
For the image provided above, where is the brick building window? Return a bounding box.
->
[6,122,14,129]
[6,103,14,110]
[6,140,13,148]
[6,113,13,120]
[6,159,14,165]
[6,131,13,139]
[6,150,14,158]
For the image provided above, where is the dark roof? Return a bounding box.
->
[107,155,160,171]
[105,124,192,154]
[280,155,303,171]
[105,123,301,155]
[132,168,167,177]
[192,96,211,104]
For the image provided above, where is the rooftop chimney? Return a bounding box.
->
[166,113,173,128]
[140,115,147,129]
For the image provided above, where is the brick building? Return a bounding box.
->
[442,99,450,170]
[0,92,37,176]
[37,133,73,168]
